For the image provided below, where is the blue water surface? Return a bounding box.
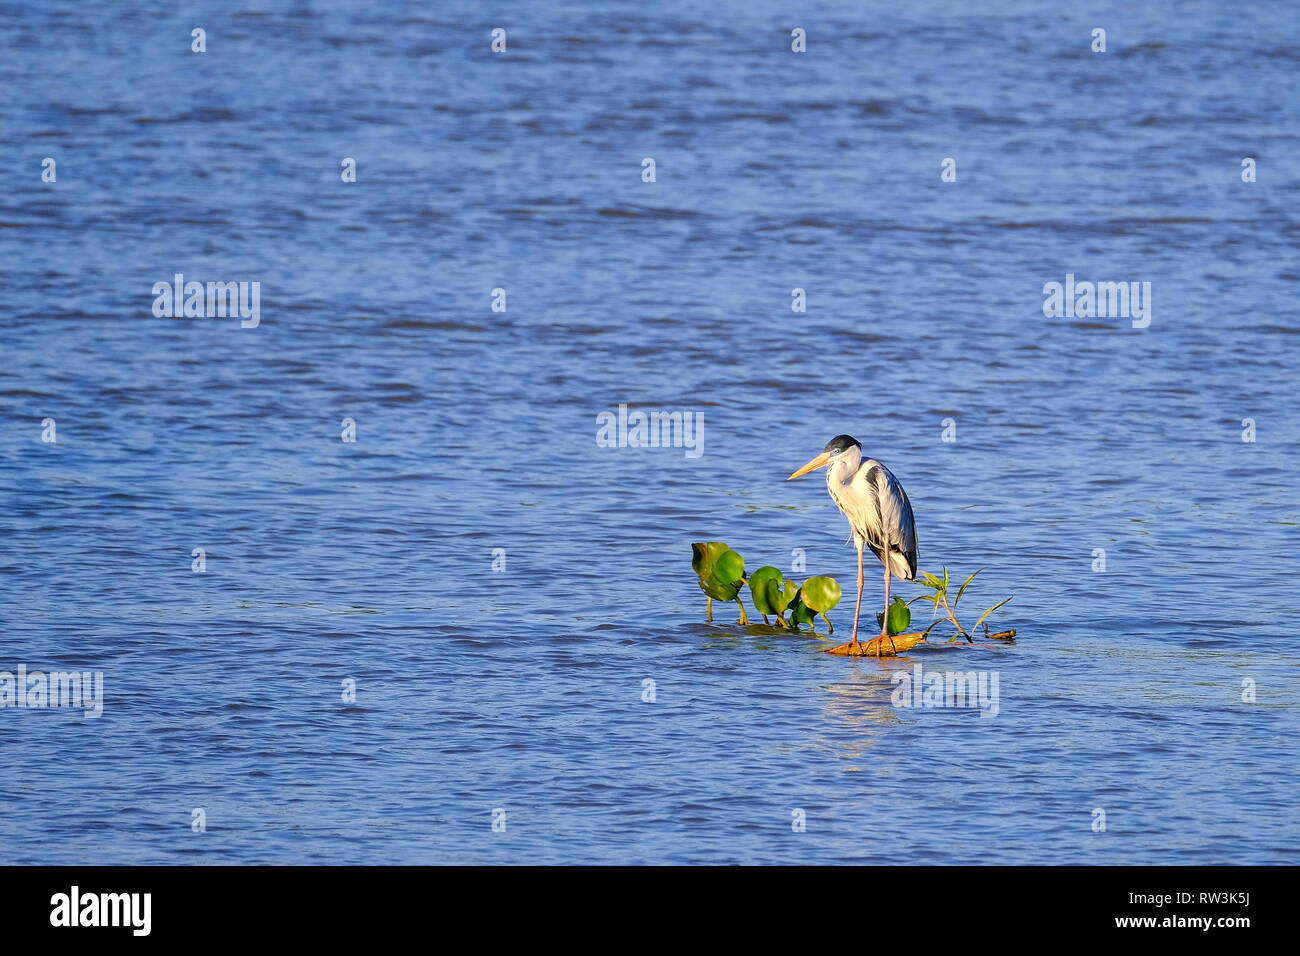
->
[1,1,1298,864]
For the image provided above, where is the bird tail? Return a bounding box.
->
[888,550,916,581]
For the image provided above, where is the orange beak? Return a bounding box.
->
[787,451,831,480]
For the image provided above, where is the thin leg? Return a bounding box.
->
[882,561,891,636]
[878,534,896,656]
[850,542,865,653]
[880,561,896,655]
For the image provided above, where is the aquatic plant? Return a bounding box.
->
[876,596,913,636]
[690,543,842,632]
[690,547,1014,657]
[690,542,750,624]
[911,567,1014,642]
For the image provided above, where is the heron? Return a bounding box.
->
[787,435,918,655]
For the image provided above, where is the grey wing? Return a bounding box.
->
[858,461,918,580]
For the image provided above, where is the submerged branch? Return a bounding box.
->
[826,632,927,657]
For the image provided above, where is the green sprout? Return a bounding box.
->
[911,567,1013,643]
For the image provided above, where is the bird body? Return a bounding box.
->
[824,448,917,582]
[788,434,918,653]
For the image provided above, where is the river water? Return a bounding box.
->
[1,1,1297,863]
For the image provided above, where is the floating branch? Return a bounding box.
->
[827,631,928,657]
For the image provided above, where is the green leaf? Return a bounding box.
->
[972,595,1013,633]
[691,542,730,579]
[919,570,944,590]
[886,596,911,635]
[777,578,799,614]
[954,568,982,607]
[788,595,815,628]
[702,549,745,603]
[800,576,842,613]
[715,549,745,585]
[771,578,800,625]
[747,566,784,616]
[698,574,739,602]
[942,567,950,591]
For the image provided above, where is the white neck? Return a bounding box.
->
[825,445,863,488]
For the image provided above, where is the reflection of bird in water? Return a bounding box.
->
[816,671,910,750]
[788,435,918,655]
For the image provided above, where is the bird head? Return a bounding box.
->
[787,434,862,480]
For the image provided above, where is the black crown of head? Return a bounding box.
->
[822,434,861,454]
